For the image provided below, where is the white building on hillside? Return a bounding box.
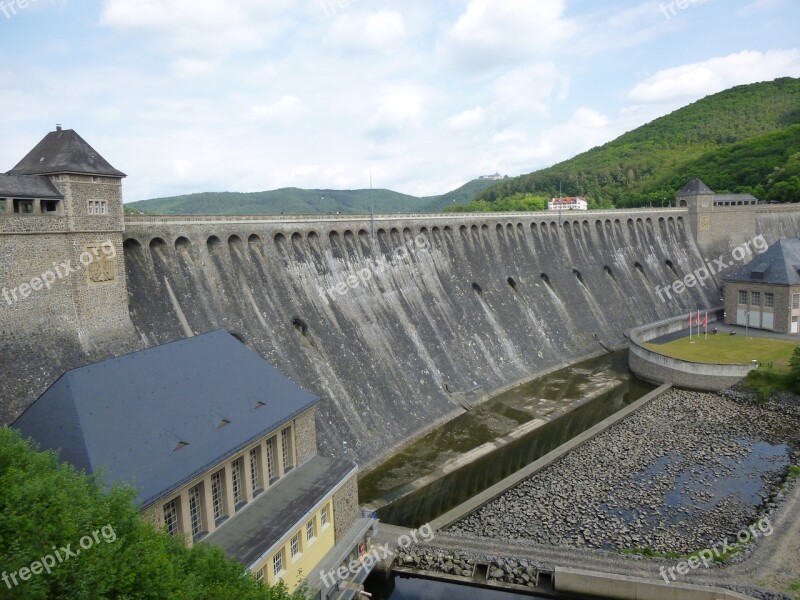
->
[548,196,588,211]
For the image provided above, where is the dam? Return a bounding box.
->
[4,197,800,467]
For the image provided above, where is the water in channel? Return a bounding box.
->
[360,350,655,528]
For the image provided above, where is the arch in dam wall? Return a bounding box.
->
[627,311,755,391]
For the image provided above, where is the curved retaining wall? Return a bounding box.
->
[628,311,756,391]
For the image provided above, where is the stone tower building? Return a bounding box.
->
[0,127,138,420]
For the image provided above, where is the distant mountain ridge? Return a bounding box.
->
[470,77,800,210]
[126,178,501,216]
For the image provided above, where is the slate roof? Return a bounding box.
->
[724,238,800,286]
[0,173,63,199]
[206,455,357,568]
[715,193,758,203]
[8,128,126,177]
[12,330,319,507]
[679,179,715,195]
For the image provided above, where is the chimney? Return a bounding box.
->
[56,124,62,137]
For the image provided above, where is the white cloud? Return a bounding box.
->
[629,49,800,103]
[439,0,576,70]
[326,10,408,53]
[366,89,426,139]
[249,96,304,123]
[446,107,487,130]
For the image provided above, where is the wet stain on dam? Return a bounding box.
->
[120,212,716,466]
[363,351,656,528]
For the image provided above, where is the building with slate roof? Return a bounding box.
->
[12,330,375,597]
[723,238,800,334]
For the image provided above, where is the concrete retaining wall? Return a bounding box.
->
[431,384,672,530]
[628,312,756,391]
[554,567,755,600]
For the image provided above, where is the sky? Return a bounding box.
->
[0,0,798,202]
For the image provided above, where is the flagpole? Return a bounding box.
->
[689,312,692,341]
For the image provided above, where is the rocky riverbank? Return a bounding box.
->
[447,389,800,555]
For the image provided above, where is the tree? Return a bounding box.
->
[788,347,800,394]
[0,428,306,600]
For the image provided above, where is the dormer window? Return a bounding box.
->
[88,200,107,215]
[41,200,60,214]
[14,199,34,214]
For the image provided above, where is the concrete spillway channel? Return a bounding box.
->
[359,351,655,529]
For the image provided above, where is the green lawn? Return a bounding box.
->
[645,335,799,369]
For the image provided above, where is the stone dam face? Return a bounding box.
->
[117,210,718,466]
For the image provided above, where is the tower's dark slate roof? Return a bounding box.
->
[8,128,126,177]
[678,178,715,195]
[12,331,319,507]
[0,173,63,199]
[724,238,800,286]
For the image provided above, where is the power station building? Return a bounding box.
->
[724,238,800,334]
[12,330,376,597]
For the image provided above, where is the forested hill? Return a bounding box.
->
[125,178,500,215]
[469,77,800,210]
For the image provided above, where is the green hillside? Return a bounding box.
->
[469,77,800,210]
[127,178,500,216]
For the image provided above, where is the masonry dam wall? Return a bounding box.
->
[117,209,720,466]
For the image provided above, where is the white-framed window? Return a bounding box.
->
[752,292,761,306]
[291,533,301,558]
[266,436,277,480]
[273,550,284,576]
[321,504,330,527]
[163,499,179,537]
[188,484,204,536]
[254,568,264,582]
[211,469,226,520]
[739,290,748,305]
[306,519,315,542]
[249,447,262,492]
[232,458,244,506]
[765,293,774,308]
[87,200,107,215]
[794,294,800,310]
[281,427,294,469]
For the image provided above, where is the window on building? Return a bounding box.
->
[738,291,748,305]
[266,436,278,481]
[751,292,761,306]
[794,294,800,310]
[87,200,108,215]
[0,198,7,212]
[41,200,59,214]
[163,499,179,537]
[211,469,227,521]
[306,519,315,542]
[321,504,330,527]
[291,534,301,558]
[14,199,34,214]
[281,427,294,470]
[231,458,244,506]
[273,550,284,576]
[765,293,774,308]
[254,568,264,582]
[188,484,204,537]
[249,447,263,493]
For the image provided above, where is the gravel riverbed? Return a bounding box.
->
[447,389,800,555]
